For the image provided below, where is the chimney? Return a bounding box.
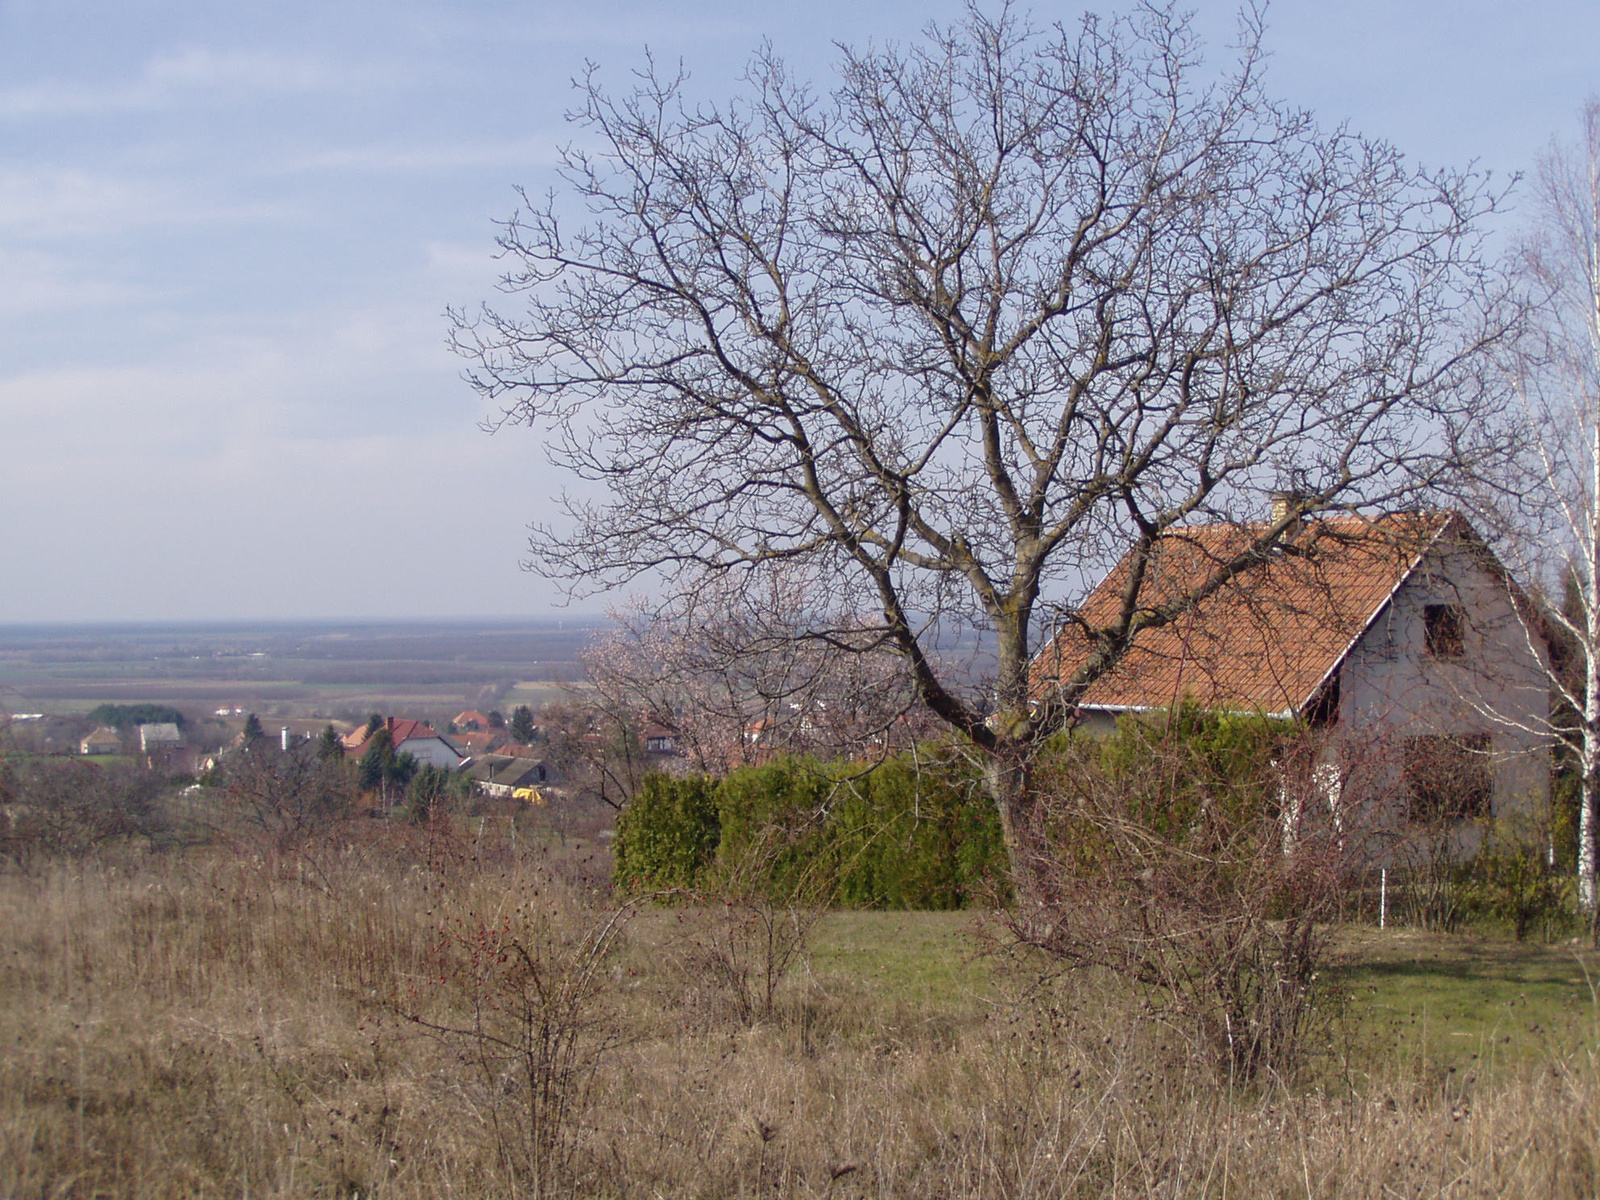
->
[1269,491,1309,528]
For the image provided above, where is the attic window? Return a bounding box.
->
[1423,604,1465,659]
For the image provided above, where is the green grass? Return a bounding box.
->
[809,909,991,1007]
[503,681,581,708]
[810,916,1600,1072]
[617,902,1600,1068]
[1329,927,1600,1073]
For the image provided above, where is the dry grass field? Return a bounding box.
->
[3,823,1597,1199]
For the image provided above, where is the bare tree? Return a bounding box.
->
[1486,101,1600,914]
[454,4,1515,890]
[581,570,927,776]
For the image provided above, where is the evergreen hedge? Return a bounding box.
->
[613,749,1008,909]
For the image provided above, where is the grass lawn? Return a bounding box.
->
[620,902,1600,1080]
[1331,925,1600,1074]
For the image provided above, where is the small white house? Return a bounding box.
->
[80,726,121,755]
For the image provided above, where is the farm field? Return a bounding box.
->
[0,618,604,721]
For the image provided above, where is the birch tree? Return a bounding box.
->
[453,4,1515,892]
[1502,101,1600,913]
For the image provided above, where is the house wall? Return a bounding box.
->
[1336,537,1549,824]
[397,736,464,769]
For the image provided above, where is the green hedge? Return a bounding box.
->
[614,711,1295,909]
[613,750,1008,909]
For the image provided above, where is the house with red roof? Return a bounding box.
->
[450,728,503,755]
[1033,511,1549,825]
[342,717,464,770]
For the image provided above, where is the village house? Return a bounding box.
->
[138,723,182,754]
[1033,510,1550,829]
[341,717,464,770]
[79,726,121,755]
[464,753,553,799]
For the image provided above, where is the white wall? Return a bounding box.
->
[1337,534,1550,822]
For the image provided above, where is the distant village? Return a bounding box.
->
[16,705,562,805]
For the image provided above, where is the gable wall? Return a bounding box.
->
[397,735,464,770]
[1338,537,1549,818]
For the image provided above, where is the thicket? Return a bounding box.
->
[614,750,1008,908]
[85,702,186,729]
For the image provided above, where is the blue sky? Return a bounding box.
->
[3,0,1597,623]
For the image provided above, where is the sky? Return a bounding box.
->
[2,0,1597,624]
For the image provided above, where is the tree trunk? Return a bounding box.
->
[982,748,1046,906]
[1580,743,1598,915]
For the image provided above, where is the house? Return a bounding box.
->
[342,717,464,770]
[449,728,503,756]
[464,753,552,799]
[453,710,494,732]
[138,723,182,754]
[1033,511,1550,827]
[643,724,681,755]
[80,726,121,755]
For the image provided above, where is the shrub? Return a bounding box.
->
[1011,707,1338,1081]
[613,772,721,890]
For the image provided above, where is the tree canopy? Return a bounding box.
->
[87,703,185,730]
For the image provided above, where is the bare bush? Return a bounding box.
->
[219,739,355,850]
[400,883,636,1195]
[669,823,834,1029]
[1007,714,1344,1081]
[0,758,166,867]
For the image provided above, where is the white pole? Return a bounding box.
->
[1379,867,1388,930]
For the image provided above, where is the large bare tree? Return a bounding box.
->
[1490,101,1600,914]
[453,4,1514,887]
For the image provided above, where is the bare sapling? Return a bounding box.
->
[1469,100,1600,927]
[679,820,834,1029]
[399,881,636,1195]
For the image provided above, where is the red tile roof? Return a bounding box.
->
[1032,512,1462,717]
[342,716,444,754]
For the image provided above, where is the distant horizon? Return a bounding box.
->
[0,613,614,633]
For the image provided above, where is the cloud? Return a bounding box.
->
[0,247,151,319]
[0,166,292,238]
[0,47,389,118]
[0,297,566,620]
[283,137,565,174]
